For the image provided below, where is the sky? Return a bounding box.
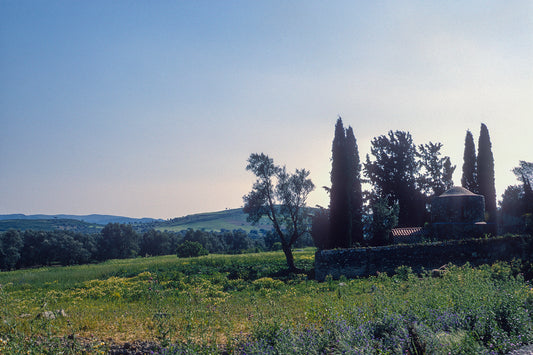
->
[1,1,532,219]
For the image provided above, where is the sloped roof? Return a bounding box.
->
[439,186,477,197]
[391,227,424,237]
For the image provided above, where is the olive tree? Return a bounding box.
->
[243,153,314,272]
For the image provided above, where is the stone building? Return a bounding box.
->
[431,186,487,239]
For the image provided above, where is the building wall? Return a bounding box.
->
[430,194,486,239]
[314,235,532,281]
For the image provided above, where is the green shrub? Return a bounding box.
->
[176,241,208,258]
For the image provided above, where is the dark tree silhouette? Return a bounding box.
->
[513,161,533,186]
[500,185,524,217]
[461,130,478,193]
[329,118,351,248]
[417,142,456,197]
[140,229,172,256]
[0,230,23,270]
[98,223,140,260]
[243,153,314,272]
[346,126,364,245]
[364,131,424,227]
[328,118,364,248]
[369,197,399,246]
[442,157,455,192]
[513,161,533,215]
[311,207,330,250]
[477,123,497,233]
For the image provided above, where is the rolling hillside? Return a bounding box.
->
[0,208,316,234]
[152,208,274,233]
[0,218,104,233]
[0,214,162,225]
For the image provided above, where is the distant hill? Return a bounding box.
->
[0,208,316,234]
[152,208,274,233]
[0,218,104,233]
[0,214,162,225]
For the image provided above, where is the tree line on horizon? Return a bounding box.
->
[0,224,314,271]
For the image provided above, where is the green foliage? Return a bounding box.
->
[417,141,456,196]
[512,161,533,187]
[329,118,364,248]
[329,117,352,248]
[370,197,399,245]
[364,130,424,227]
[140,229,172,256]
[0,218,103,233]
[477,123,497,229]
[243,152,314,271]
[311,208,330,250]
[1,225,313,271]
[98,223,140,260]
[176,240,208,258]
[1,249,532,354]
[0,230,22,270]
[461,130,478,194]
[345,126,364,245]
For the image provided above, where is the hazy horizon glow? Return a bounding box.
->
[1,1,532,219]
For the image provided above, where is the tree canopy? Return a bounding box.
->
[417,142,455,197]
[364,130,424,227]
[243,153,314,271]
[513,161,533,185]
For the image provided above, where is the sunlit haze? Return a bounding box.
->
[1,1,532,219]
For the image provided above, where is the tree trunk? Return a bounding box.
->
[282,243,297,272]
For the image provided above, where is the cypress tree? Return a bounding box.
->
[346,126,363,245]
[329,117,350,248]
[477,123,497,233]
[461,130,478,193]
[523,177,533,214]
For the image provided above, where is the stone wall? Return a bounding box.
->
[314,235,532,281]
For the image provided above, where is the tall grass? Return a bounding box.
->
[1,249,531,354]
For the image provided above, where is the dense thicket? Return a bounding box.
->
[0,224,308,271]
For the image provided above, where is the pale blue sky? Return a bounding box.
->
[1,1,532,218]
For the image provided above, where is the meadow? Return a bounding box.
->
[1,249,532,354]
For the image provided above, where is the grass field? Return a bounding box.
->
[1,249,532,354]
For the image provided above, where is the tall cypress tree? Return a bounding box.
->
[523,177,533,215]
[477,123,497,232]
[329,117,351,248]
[461,130,478,193]
[345,126,363,245]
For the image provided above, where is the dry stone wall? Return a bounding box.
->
[315,235,532,281]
